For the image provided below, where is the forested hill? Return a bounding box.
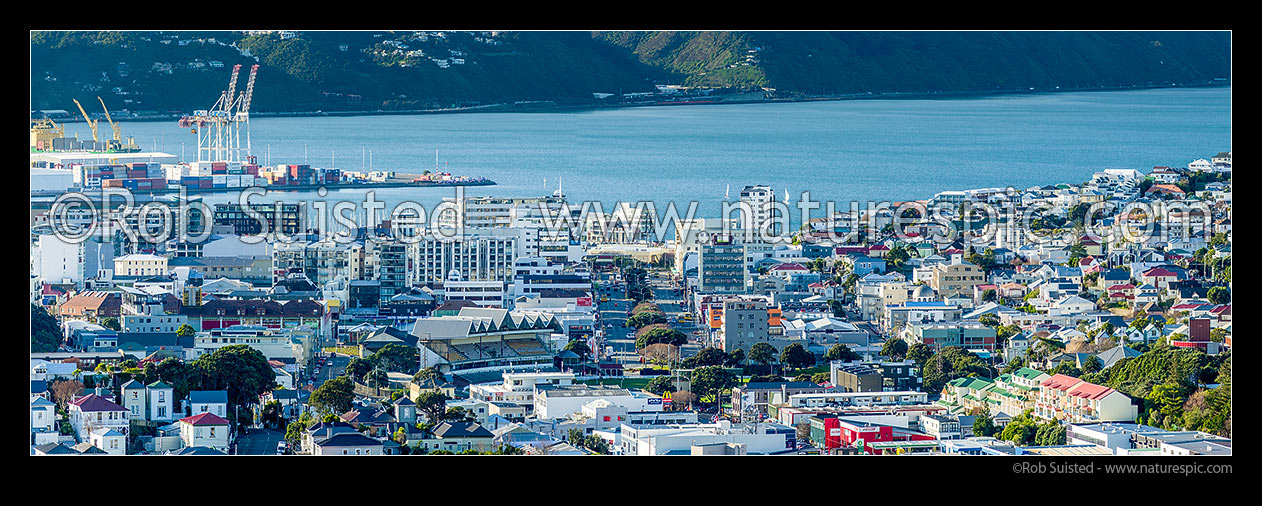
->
[31,31,1230,114]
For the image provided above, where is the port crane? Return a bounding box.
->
[30,118,65,150]
[72,98,100,143]
[97,96,140,152]
[178,64,259,164]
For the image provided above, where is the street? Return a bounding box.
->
[310,353,351,389]
[235,427,285,455]
[595,270,702,364]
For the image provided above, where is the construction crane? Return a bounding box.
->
[97,96,140,152]
[72,98,99,143]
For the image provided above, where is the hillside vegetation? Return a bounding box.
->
[31,31,1230,114]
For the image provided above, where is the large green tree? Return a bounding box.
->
[415,390,450,424]
[563,339,592,362]
[645,375,678,396]
[920,346,995,393]
[880,339,908,361]
[31,304,63,353]
[691,366,736,407]
[371,343,420,373]
[780,343,816,370]
[748,342,776,370]
[635,326,687,349]
[345,357,373,380]
[627,311,667,329]
[194,344,276,418]
[1207,286,1230,305]
[693,347,728,367]
[309,376,354,415]
[825,343,861,362]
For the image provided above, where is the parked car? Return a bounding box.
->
[276,441,288,455]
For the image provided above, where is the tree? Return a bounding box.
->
[920,346,996,393]
[627,311,667,329]
[1207,286,1229,305]
[1081,355,1103,375]
[725,348,746,368]
[810,372,830,384]
[100,317,121,331]
[176,323,196,339]
[50,379,85,410]
[781,343,815,370]
[31,304,63,353]
[583,435,611,454]
[563,339,593,362]
[886,244,911,271]
[310,376,354,415]
[151,357,201,401]
[284,411,315,447]
[444,406,476,423]
[1034,421,1067,446]
[371,343,419,373]
[194,344,276,420]
[642,343,680,365]
[694,347,728,367]
[636,326,687,349]
[345,357,373,380]
[823,343,860,362]
[645,375,678,396]
[972,408,998,437]
[905,342,933,367]
[632,302,663,315]
[1146,381,1188,429]
[998,411,1039,445]
[1050,361,1082,378]
[670,391,697,410]
[413,366,444,386]
[977,313,1000,327]
[880,339,908,361]
[415,390,449,424]
[364,369,390,388]
[691,366,736,407]
[828,299,846,318]
[748,342,776,371]
[261,400,283,428]
[566,428,585,448]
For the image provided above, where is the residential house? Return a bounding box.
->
[178,412,230,451]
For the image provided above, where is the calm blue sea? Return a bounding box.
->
[87,86,1230,230]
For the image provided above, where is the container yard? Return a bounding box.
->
[30,64,495,197]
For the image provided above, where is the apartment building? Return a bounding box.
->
[1035,373,1137,423]
[930,255,984,297]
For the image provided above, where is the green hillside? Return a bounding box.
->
[30,30,1230,115]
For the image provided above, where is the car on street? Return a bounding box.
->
[276,441,288,455]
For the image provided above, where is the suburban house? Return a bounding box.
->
[189,390,229,418]
[179,412,231,451]
[313,432,385,455]
[68,393,130,444]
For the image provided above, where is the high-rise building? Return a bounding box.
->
[698,235,747,293]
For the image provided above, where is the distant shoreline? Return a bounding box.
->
[54,81,1230,124]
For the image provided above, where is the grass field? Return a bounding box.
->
[579,377,655,390]
[322,346,361,357]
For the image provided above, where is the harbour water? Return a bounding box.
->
[71,87,1230,230]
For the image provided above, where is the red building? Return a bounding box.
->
[810,415,936,454]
